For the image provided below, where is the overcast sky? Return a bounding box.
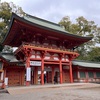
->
[1,0,100,26]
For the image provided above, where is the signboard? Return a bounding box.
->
[30,61,41,66]
[63,66,69,69]
[26,68,31,81]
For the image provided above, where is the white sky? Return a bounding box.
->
[1,0,100,26]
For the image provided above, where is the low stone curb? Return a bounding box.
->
[0,89,8,93]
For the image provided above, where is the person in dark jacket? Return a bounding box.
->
[54,75,58,84]
[44,74,46,84]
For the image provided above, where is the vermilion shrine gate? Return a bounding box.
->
[1,13,92,86]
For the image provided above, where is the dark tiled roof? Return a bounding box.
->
[72,60,100,68]
[0,53,23,64]
[2,13,92,47]
[24,13,92,40]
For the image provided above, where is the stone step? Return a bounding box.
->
[0,89,7,93]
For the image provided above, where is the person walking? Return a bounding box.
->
[44,74,46,84]
[54,75,57,84]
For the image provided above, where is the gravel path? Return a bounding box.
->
[0,83,100,100]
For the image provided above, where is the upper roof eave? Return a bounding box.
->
[2,13,93,46]
[2,13,15,45]
[24,13,93,40]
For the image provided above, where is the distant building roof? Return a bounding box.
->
[0,53,23,63]
[72,60,100,68]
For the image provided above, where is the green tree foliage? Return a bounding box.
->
[0,1,25,52]
[87,47,100,62]
[0,1,25,41]
[59,16,100,61]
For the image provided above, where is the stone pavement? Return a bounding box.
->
[6,83,100,95]
[0,83,100,100]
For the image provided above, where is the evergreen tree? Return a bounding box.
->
[0,1,25,52]
[59,16,100,61]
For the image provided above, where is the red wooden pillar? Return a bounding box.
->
[77,70,80,79]
[33,67,36,85]
[34,67,38,84]
[69,60,73,83]
[85,71,88,82]
[93,71,96,82]
[52,67,55,83]
[31,70,34,84]
[94,72,96,78]
[41,52,45,85]
[26,57,31,86]
[77,67,80,81]
[59,55,63,84]
[1,70,5,89]
[46,72,48,83]
[4,70,6,80]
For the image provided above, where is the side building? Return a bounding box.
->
[72,60,100,83]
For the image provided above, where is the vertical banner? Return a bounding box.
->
[26,68,31,81]
[5,77,8,86]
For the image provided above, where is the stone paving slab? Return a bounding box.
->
[0,83,100,100]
